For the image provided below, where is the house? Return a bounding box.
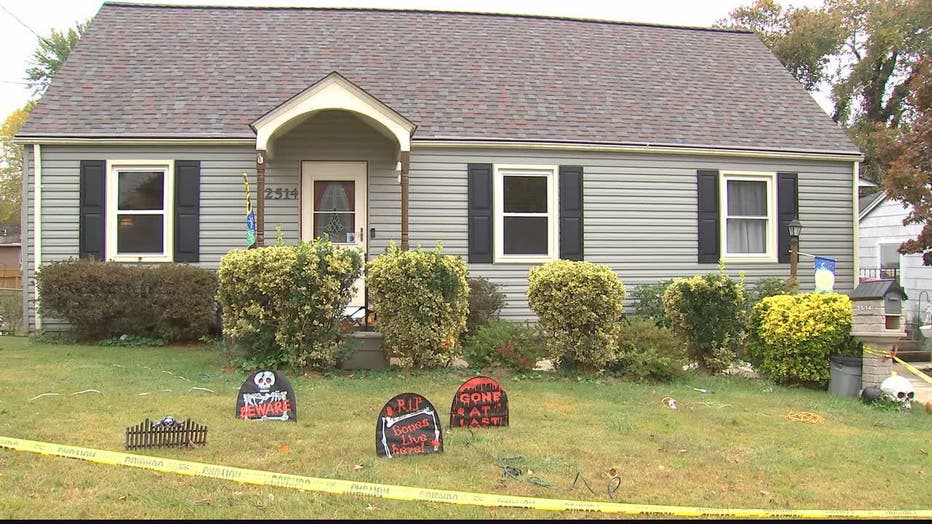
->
[15,3,862,332]
[0,223,22,291]
[0,223,21,270]
[858,190,932,328]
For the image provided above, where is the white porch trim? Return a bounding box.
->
[251,71,415,155]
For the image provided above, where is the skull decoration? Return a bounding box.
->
[880,375,915,411]
[154,416,180,428]
[254,371,276,391]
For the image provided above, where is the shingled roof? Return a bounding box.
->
[19,2,860,155]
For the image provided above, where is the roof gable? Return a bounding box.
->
[19,3,859,155]
[252,71,415,153]
[858,191,887,221]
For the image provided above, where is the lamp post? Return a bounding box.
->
[788,219,803,289]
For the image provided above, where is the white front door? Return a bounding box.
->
[301,161,367,308]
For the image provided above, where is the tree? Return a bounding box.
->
[0,103,34,223]
[0,20,89,224]
[717,0,932,183]
[25,20,89,96]
[882,58,932,263]
[716,0,845,91]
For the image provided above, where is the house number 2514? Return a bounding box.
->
[265,187,299,200]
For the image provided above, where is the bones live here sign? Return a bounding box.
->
[235,370,297,422]
[375,392,443,458]
[450,376,509,428]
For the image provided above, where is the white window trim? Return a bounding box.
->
[878,243,901,267]
[493,164,559,263]
[106,159,174,263]
[719,171,777,263]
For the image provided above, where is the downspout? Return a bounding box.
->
[400,150,410,250]
[33,143,42,331]
[852,160,860,290]
[256,150,265,247]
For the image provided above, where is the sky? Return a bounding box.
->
[0,0,833,120]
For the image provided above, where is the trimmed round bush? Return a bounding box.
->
[217,238,363,370]
[527,259,625,370]
[366,242,468,369]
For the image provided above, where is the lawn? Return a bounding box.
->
[0,336,930,519]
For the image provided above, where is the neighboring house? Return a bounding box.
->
[16,3,862,332]
[0,223,22,273]
[858,191,932,327]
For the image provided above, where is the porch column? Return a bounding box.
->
[256,150,266,247]
[400,150,410,250]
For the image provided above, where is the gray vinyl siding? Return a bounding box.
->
[23,111,398,333]
[264,110,399,252]
[408,148,856,321]
[22,145,33,330]
[22,135,855,330]
[24,144,256,332]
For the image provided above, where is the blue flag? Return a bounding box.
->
[814,256,836,293]
[246,209,257,248]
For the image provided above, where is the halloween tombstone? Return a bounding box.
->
[450,376,509,428]
[375,392,443,458]
[235,370,297,422]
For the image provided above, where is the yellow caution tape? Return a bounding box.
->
[1,435,929,518]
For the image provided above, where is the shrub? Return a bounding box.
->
[748,292,853,386]
[36,259,217,342]
[747,277,793,304]
[462,318,547,371]
[465,277,506,338]
[527,260,625,371]
[662,269,746,373]
[216,239,363,370]
[608,317,688,382]
[632,279,674,327]
[366,242,468,369]
[0,290,23,335]
[153,264,219,342]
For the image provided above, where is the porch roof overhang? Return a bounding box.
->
[250,71,416,154]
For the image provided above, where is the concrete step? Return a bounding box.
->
[896,350,932,363]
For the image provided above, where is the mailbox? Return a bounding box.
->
[884,293,902,315]
[850,279,908,331]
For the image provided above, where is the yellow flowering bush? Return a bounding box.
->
[527,260,625,370]
[748,292,852,385]
[366,242,469,369]
[217,239,363,370]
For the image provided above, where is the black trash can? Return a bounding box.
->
[828,356,862,397]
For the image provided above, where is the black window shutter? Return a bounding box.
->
[467,163,493,263]
[79,160,106,260]
[777,172,799,264]
[697,169,720,264]
[174,160,201,263]
[559,165,584,260]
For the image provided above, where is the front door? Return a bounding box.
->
[301,161,367,308]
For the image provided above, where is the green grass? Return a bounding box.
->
[0,336,930,519]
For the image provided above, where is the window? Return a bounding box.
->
[493,165,558,262]
[720,172,776,261]
[106,160,174,262]
[880,243,900,279]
